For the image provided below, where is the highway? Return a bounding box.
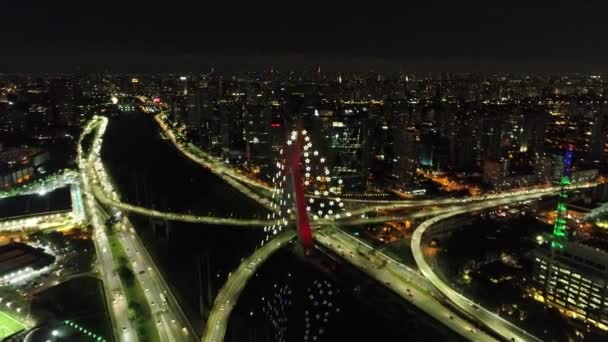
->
[81,116,196,341]
[319,187,570,342]
[113,214,196,341]
[79,117,138,342]
[584,201,608,221]
[81,173,137,342]
[332,179,597,228]
[340,180,598,217]
[93,203,139,342]
[314,227,498,342]
[155,114,273,210]
[201,231,295,342]
[89,183,281,227]
[410,193,556,342]
[85,150,598,230]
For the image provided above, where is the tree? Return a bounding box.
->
[117,266,135,287]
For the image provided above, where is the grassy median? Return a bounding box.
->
[107,228,160,342]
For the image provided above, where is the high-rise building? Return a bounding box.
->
[479,115,503,160]
[187,87,212,129]
[531,237,608,331]
[245,107,272,172]
[482,158,508,186]
[520,109,549,155]
[49,77,76,126]
[309,108,370,192]
[534,153,561,183]
[392,125,419,188]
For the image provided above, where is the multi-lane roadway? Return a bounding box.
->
[80,116,195,342]
[314,226,498,342]
[411,196,557,342]
[80,117,138,342]
[81,170,137,342]
[112,213,195,341]
[201,231,295,342]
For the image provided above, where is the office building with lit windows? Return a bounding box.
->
[530,235,608,330]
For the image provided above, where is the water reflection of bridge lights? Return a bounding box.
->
[304,279,340,342]
[261,282,292,342]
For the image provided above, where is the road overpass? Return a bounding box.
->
[314,226,498,341]
[410,193,559,342]
[201,231,295,342]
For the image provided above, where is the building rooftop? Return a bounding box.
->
[0,242,54,278]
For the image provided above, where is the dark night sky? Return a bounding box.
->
[3,1,608,72]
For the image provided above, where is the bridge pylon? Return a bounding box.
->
[289,122,314,249]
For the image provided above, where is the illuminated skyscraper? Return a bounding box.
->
[531,239,608,330]
[393,126,419,188]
